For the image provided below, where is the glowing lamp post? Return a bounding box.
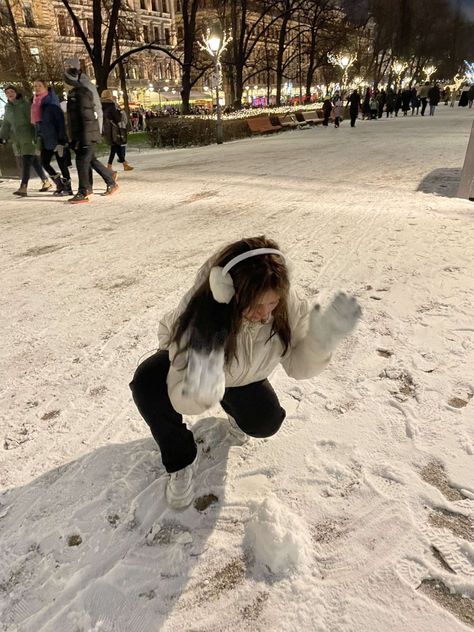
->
[327,53,356,91]
[200,25,231,145]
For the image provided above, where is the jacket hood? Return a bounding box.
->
[63,69,82,88]
[42,88,60,108]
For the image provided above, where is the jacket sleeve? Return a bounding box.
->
[0,117,11,141]
[281,289,332,380]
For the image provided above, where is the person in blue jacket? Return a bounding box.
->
[32,79,72,196]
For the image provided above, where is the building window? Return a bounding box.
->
[152,0,159,11]
[30,47,40,64]
[164,27,170,44]
[163,0,168,12]
[86,17,94,38]
[57,13,69,36]
[23,2,35,27]
[154,26,160,42]
[140,0,147,9]
[143,25,149,42]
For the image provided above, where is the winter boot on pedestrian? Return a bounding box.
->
[58,178,73,196]
[227,415,249,446]
[103,182,119,196]
[39,179,52,192]
[52,175,64,195]
[165,455,199,510]
[13,185,28,197]
[123,161,134,171]
[68,192,89,204]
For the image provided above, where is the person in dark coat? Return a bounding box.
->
[64,65,118,204]
[394,89,402,116]
[347,90,361,127]
[410,87,420,116]
[32,80,72,196]
[468,85,474,108]
[362,87,371,119]
[377,89,386,118]
[322,97,332,126]
[0,85,50,196]
[458,86,469,107]
[100,89,134,173]
[401,88,411,116]
[428,84,440,116]
[386,88,396,117]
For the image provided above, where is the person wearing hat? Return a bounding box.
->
[101,89,134,175]
[0,85,52,196]
[63,63,118,204]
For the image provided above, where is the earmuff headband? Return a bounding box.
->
[209,248,286,304]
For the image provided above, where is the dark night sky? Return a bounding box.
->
[459,0,474,19]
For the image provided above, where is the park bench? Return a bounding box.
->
[247,116,282,135]
[276,114,308,129]
[301,110,323,125]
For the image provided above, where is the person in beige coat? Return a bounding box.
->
[130,236,361,509]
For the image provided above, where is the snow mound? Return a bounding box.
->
[244,494,312,576]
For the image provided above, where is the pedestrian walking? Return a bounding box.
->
[332,94,344,128]
[468,85,474,109]
[100,89,134,175]
[130,236,361,509]
[348,89,361,127]
[0,85,51,197]
[410,88,420,115]
[64,66,118,204]
[377,89,386,118]
[32,79,73,196]
[394,90,402,117]
[322,97,332,126]
[401,88,411,116]
[386,88,396,117]
[419,82,430,116]
[428,84,440,116]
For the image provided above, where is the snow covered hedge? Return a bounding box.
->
[146,117,252,148]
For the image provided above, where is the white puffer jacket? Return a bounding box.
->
[158,266,331,415]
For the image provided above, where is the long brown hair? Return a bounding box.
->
[171,236,291,363]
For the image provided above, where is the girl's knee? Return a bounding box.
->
[246,407,286,438]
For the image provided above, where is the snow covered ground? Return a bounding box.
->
[0,107,473,632]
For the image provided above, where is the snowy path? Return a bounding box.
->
[0,108,473,631]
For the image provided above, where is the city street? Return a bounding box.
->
[1,107,473,631]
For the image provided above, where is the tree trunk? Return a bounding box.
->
[276,12,290,106]
[181,66,192,114]
[115,38,130,122]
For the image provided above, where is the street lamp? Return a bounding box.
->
[423,65,437,82]
[200,25,232,145]
[327,52,356,91]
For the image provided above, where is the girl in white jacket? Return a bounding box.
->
[130,236,361,509]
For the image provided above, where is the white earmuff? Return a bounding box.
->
[209,248,288,304]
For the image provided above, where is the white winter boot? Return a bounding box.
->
[227,415,249,445]
[165,456,198,510]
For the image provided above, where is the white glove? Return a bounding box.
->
[54,144,65,157]
[181,347,225,409]
[309,292,361,353]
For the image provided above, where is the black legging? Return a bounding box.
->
[130,350,286,473]
[41,148,71,180]
[107,144,126,165]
